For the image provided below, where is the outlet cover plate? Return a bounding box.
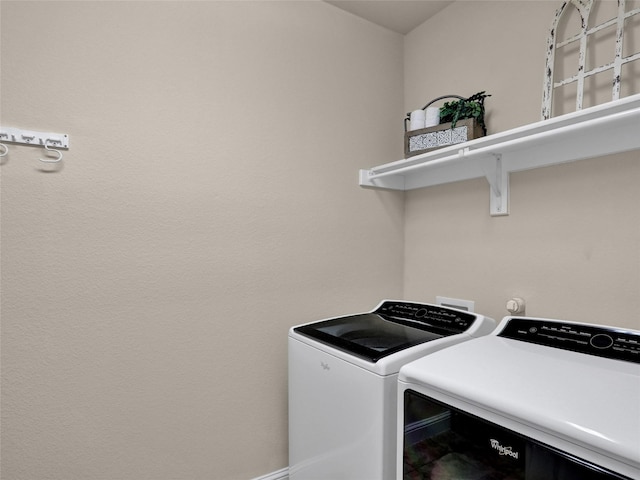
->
[436,296,475,312]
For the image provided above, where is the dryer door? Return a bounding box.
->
[402,390,633,480]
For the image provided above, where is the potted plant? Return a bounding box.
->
[404,91,491,158]
[439,91,490,135]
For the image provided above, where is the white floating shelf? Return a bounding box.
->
[359,93,640,216]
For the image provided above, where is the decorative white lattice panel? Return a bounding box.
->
[543,0,640,119]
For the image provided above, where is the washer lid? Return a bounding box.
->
[294,313,445,363]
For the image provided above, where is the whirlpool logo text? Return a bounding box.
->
[490,439,520,459]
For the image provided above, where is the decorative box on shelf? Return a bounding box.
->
[404,118,484,158]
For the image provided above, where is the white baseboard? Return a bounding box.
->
[250,467,289,480]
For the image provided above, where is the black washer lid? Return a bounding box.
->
[294,301,479,363]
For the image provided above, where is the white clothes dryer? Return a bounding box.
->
[398,315,640,479]
[288,300,496,480]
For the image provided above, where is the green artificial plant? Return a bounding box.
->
[439,91,491,135]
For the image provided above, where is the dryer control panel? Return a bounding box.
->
[499,318,640,363]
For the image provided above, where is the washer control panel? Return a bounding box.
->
[375,301,477,333]
[499,317,640,363]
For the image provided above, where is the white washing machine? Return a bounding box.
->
[288,299,496,480]
[398,315,640,479]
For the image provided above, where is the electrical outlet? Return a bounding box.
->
[436,296,475,312]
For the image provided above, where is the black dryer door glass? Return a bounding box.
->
[402,390,632,480]
[294,313,444,362]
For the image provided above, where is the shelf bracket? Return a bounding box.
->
[484,154,509,216]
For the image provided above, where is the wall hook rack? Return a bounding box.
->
[0,126,69,150]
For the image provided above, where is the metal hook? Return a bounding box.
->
[40,139,63,163]
[0,143,8,157]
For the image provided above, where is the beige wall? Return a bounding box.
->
[404,1,640,325]
[2,1,639,479]
[0,2,404,479]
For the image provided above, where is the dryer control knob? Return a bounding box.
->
[506,297,526,315]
